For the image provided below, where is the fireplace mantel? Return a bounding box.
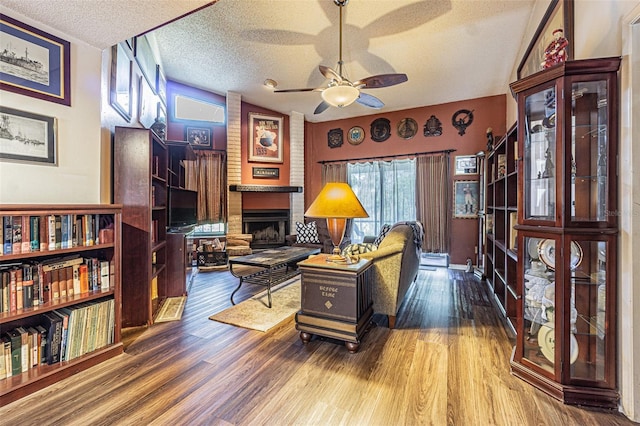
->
[229,185,303,193]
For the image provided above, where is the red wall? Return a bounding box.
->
[305,94,507,264]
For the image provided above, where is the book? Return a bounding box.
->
[65,265,73,297]
[39,215,48,251]
[30,216,40,252]
[40,311,63,364]
[47,215,56,251]
[42,255,83,272]
[14,327,29,372]
[9,268,17,312]
[22,265,33,308]
[509,211,518,251]
[15,267,23,310]
[26,327,38,368]
[79,264,89,294]
[52,310,70,362]
[6,329,21,376]
[60,214,68,249]
[41,270,51,304]
[54,215,62,250]
[100,261,110,290]
[3,216,11,255]
[12,216,22,254]
[35,325,47,365]
[1,335,10,378]
[21,216,30,253]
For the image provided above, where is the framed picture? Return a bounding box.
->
[454,155,478,175]
[453,180,479,219]
[134,35,157,91]
[109,42,132,122]
[0,15,71,106]
[0,106,56,164]
[517,0,574,79]
[155,64,167,106]
[138,76,157,129]
[248,113,283,163]
[186,126,211,149]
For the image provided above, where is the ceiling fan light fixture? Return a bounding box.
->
[321,84,359,108]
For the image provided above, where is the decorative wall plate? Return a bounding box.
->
[327,128,343,148]
[452,109,474,136]
[397,118,417,139]
[538,324,579,364]
[348,126,365,145]
[423,114,442,137]
[370,118,391,142]
[537,239,583,270]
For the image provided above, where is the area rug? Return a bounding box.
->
[155,296,187,323]
[208,277,300,332]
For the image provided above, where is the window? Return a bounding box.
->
[348,159,416,242]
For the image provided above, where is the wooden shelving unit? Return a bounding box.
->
[0,204,122,405]
[114,127,168,327]
[484,123,518,335]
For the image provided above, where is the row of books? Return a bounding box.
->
[1,214,114,256]
[0,255,113,314]
[0,298,115,379]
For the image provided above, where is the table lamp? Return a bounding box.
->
[305,182,369,262]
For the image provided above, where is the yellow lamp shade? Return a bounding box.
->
[304,182,368,219]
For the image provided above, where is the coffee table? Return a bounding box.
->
[228,246,321,308]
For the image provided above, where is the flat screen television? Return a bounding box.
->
[168,187,198,229]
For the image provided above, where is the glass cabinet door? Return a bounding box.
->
[523,86,556,222]
[568,236,612,384]
[570,79,610,223]
[521,234,558,376]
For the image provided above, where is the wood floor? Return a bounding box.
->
[0,267,635,425]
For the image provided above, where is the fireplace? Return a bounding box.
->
[242,209,290,248]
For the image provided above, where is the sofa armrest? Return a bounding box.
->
[359,242,404,261]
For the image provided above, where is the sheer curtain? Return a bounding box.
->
[185,151,226,223]
[416,153,450,252]
[348,159,416,242]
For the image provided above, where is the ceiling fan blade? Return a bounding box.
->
[319,65,342,82]
[314,101,331,115]
[354,73,408,89]
[356,92,384,109]
[274,88,317,93]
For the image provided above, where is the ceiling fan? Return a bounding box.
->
[274,0,408,115]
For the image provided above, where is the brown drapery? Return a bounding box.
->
[185,151,226,223]
[322,161,348,184]
[416,153,450,253]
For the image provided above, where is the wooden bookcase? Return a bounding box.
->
[484,123,518,335]
[114,127,168,327]
[0,204,122,406]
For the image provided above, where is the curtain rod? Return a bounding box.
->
[318,148,456,164]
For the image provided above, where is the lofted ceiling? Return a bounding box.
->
[2,0,537,123]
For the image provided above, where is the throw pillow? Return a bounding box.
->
[296,221,321,244]
[373,224,392,246]
[341,243,378,257]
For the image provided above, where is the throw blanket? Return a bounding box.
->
[391,221,424,250]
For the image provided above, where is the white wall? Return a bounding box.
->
[0,7,103,204]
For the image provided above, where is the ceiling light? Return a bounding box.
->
[321,83,359,108]
[264,79,278,88]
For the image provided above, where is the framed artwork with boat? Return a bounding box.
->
[0,106,56,164]
[0,14,71,106]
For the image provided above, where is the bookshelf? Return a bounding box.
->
[166,140,196,297]
[114,127,168,327]
[0,204,122,406]
[484,123,518,335]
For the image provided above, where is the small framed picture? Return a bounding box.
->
[248,113,283,163]
[0,106,56,164]
[453,180,479,219]
[110,42,132,122]
[454,155,478,175]
[186,126,211,149]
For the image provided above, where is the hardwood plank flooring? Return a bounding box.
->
[0,267,635,425]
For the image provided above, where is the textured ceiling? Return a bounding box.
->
[2,0,537,123]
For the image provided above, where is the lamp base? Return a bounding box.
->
[326,253,348,263]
